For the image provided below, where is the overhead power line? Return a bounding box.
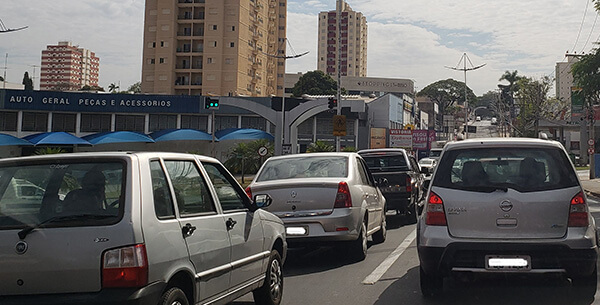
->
[572,0,591,53]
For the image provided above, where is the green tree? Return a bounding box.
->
[22,71,33,90]
[417,79,477,127]
[128,81,142,93]
[108,83,120,93]
[514,76,553,137]
[224,139,274,176]
[572,47,600,111]
[306,140,335,153]
[80,85,105,92]
[291,70,346,97]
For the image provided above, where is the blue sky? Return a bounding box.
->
[0,0,598,95]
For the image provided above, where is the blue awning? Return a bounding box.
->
[0,133,34,146]
[215,128,274,141]
[149,129,214,142]
[23,132,91,146]
[82,131,155,145]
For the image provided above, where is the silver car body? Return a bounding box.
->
[418,138,597,294]
[247,152,386,243]
[0,152,286,305]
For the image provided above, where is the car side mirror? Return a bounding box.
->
[252,194,272,210]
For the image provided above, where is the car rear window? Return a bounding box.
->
[0,160,125,229]
[432,147,578,193]
[257,156,348,181]
[361,153,408,171]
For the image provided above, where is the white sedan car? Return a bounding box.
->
[246,152,386,261]
[418,157,437,175]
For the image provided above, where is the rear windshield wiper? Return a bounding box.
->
[18,214,115,240]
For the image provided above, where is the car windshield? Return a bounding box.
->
[256,156,348,181]
[432,147,578,193]
[362,154,408,171]
[0,160,125,229]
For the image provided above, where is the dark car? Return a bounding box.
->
[358,148,424,223]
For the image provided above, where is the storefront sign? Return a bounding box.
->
[370,128,386,149]
[390,129,412,149]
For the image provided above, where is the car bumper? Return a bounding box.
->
[0,281,166,305]
[417,225,598,278]
[281,207,362,243]
[379,192,411,211]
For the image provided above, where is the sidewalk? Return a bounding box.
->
[579,172,600,198]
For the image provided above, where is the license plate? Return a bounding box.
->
[286,226,308,236]
[485,255,531,271]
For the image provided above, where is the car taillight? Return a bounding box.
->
[334,182,352,208]
[568,191,589,227]
[245,186,252,199]
[102,244,148,288]
[426,191,447,226]
[406,176,413,192]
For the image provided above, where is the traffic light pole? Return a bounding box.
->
[211,109,215,158]
[336,0,342,152]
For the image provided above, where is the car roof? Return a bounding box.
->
[0,151,221,164]
[264,152,357,162]
[444,137,564,150]
[357,148,407,154]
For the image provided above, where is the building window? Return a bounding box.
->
[160,41,165,47]
[0,111,17,131]
[212,25,217,30]
[225,58,233,64]
[231,26,236,31]
[52,113,76,132]
[80,114,111,132]
[207,58,213,64]
[241,116,266,131]
[149,114,177,132]
[159,58,165,64]
[215,116,238,131]
[22,112,48,132]
[229,42,235,47]
[211,41,217,47]
[115,115,145,132]
[181,115,208,131]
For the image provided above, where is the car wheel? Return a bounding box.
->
[159,287,189,305]
[570,266,597,298]
[420,266,443,297]
[253,250,284,305]
[372,213,386,244]
[349,218,368,261]
[406,199,418,224]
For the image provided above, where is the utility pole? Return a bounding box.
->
[446,53,485,139]
[335,0,343,152]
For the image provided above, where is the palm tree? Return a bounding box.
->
[306,141,335,153]
[108,83,119,93]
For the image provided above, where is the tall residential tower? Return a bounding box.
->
[141,0,287,97]
[40,41,99,91]
[317,1,367,78]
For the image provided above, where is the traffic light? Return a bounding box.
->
[204,97,219,110]
[328,97,337,109]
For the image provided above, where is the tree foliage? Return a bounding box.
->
[80,85,105,92]
[291,70,346,97]
[514,76,553,137]
[306,140,335,153]
[108,83,120,93]
[128,81,142,93]
[224,139,274,175]
[572,47,600,108]
[416,79,477,114]
[22,72,33,90]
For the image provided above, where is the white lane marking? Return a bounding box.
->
[362,229,416,285]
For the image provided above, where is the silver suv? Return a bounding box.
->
[0,152,286,305]
[418,138,598,297]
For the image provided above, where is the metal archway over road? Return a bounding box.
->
[217,97,366,155]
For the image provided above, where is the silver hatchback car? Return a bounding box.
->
[246,152,387,260]
[0,152,286,305]
[418,138,598,297]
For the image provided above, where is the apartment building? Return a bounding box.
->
[556,54,581,119]
[317,1,367,78]
[40,41,99,91]
[141,0,286,97]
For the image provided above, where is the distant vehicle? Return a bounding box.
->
[358,148,424,223]
[418,138,598,298]
[491,117,497,125]
[475,116,481,121]
[247,152,387,261]
[418,157,437,175]
[0,152,286,305]
[429,148,443,160]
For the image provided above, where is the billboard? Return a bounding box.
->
[370,128,387,149]
[389,129,412,148]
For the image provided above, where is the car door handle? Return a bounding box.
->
[226,218,237,231]
[182,223,196,238]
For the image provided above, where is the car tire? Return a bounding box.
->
[159,287,189,305]
[349,219,368,261]
[570,267,597,298]
[372,213,386,244]
[406,199,418,224]
[253,250,284,305]
[420,266,443,297]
